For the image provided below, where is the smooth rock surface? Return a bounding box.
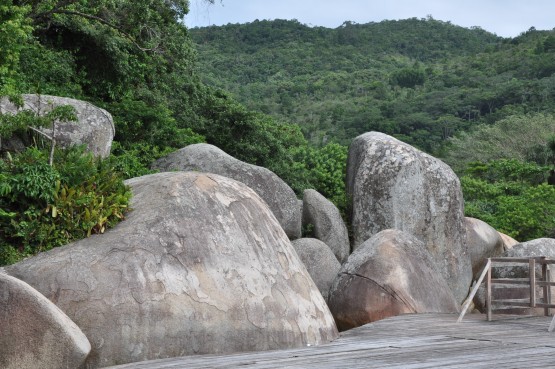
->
[493,238,555,279]
[152,144,301,239]
[3,172,337,368]
[0,94,114,157]
[499,232,519,250]
[346,132,471,302]
[291,238,342,301]
[0,273,90,369]
[302,189,350,263]
[328,229,459,331]
[465,217,505,278]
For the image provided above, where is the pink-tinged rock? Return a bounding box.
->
[328,230,459,331]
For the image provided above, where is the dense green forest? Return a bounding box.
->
[190,18,555,153]
[2,3,555,264]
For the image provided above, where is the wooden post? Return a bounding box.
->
[542,257,549,316]
[530,259,536,308]
[549,313,555,332]
[548,269,552,316]
[457,259,491,323]
[486,259,492,322]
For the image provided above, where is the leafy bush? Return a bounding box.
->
[444,114,555,172]
[461,159,555,240]
[465,159,548,184]
[104,98,205,179]
[109,142,176,179]
[17,43,84,97]
[0,3,32,95]
[390,66,426,88]
[107,99,205,149]
[291,143,348,212]
[0,146,131,265]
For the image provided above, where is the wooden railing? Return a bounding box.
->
[458,257,555,331]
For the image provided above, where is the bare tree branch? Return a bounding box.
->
[29,126,53,141]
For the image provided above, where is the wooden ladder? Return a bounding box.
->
[458,257,555,331]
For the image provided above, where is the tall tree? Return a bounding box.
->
[0,2,32,95]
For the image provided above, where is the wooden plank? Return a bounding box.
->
[491,278,529,285]
[492,300,555,308]
[547,269,552,316]
[490,257,555,264]
[102,314,555,369]
[457,258,491,323]
[549,314,555,332]
[491,257,532,263]
[486,262,492,321]
[530,258,536,307]
[542,257,551,316]
[490,278,555,286]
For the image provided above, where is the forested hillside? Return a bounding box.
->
[190,18,555,154]
[190,18,555,240]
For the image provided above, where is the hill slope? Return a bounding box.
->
[190,18,555,153]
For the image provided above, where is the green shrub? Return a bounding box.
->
[106,99,205,149]
[0,146,131,265]
[461,159,555,240]
[109,142,176,179]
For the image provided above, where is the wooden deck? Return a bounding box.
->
[104,313,555,369]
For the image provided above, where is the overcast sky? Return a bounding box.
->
[185,0,555,38]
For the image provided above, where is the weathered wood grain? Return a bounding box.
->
[103,314,555,369]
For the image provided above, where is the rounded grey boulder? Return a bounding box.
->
[291,238,342,301]
[465,217,504,278]
[152,143,301,239]
[328,230,459,331]
[302,189,350,263]
[0,94,114,158]
[3,172,338,368]
[494,238,555,279]
[346,132,471,303]
[0,273,91,369]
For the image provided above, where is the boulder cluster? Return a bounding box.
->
[0,96,550,368]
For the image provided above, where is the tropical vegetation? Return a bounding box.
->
[2,3,555,264]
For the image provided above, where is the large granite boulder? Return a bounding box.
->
[328,230,459,331]
[0,272,90,369]
[493,238,555,279]
[346,132,471,302]
[152,144,301,239]
[291,238,341,301]
[3,172,338,368]
[302,189,350,263]
[0,94,114,158]
[465,217,505,278]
